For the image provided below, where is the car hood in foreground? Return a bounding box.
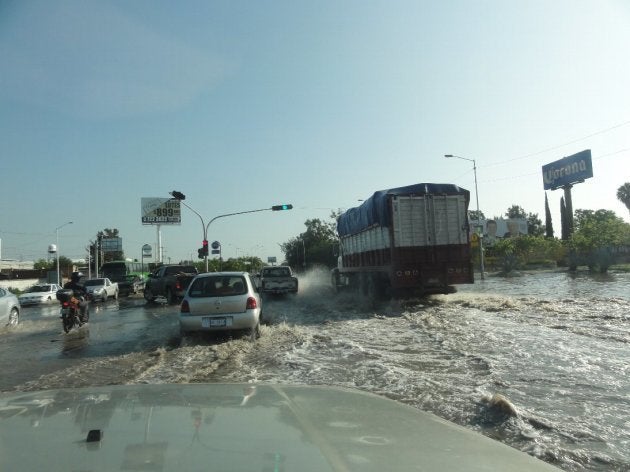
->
[0,383,559,471]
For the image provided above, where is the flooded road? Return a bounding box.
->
[1,269,628,471]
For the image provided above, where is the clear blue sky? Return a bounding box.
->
[1,0,629,263]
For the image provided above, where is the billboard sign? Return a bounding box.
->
[141,198,181,225]
[102,237,122,253]
[542,149,593,190]
[471,218,528,246]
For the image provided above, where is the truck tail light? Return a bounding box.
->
[180,300,190,313]
[246,297,257,309]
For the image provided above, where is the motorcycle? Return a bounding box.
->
[56,289,89,333]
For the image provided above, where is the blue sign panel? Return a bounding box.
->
[542,149,593,190]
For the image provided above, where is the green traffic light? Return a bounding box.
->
[272,204,293,211]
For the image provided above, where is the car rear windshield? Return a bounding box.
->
[263,268,291,277]
[29,285,50,292]
[165,266,196,276]
[84,279,105,286]
[188,276,247,298]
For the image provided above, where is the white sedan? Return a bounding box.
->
[18,283,61,306]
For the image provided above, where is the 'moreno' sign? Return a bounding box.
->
[542,149,593,190]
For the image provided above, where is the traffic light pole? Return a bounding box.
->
[170,190,293,273]
[201,208,281,272]
[173,199,210,270]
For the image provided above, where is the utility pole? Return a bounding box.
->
[444,154,485,280]
[55,221,73,285]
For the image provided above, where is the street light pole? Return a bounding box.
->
[55,221,73,285]
[172,196,210,271]
[444,154,485,280]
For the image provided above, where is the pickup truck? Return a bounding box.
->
[83,278,119,302]
[258,266,298,295]
[144,264,198,304]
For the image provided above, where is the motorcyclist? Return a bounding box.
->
[63,271,89,322]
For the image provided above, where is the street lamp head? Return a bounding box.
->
[444,154,475,164]
[55,221,73,232]
[170,190,186,201]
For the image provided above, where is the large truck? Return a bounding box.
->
[331,183,474,298]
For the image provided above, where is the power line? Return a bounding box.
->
[482,119,630,168]
[479,148,628,184]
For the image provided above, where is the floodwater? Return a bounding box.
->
[1,269,628,471]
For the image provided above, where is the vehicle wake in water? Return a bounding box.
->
[4,269,629,471]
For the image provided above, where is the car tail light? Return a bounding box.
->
[181,300,190,313]
[175,281,182,291]
[246,297,257,309]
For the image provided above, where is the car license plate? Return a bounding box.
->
[202,317,231,328]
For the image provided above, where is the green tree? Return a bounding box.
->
[491,235,565,274]
[193,256,263,274]
[48,255,75,279]
[568,209,630,272]
[505,205,526,219]
[504,204,543,236]
[544,193,554,238]
[34,259,54,270]
[468,210,485,222]
[281,214,339,270]
[617,182,630,213]
[526,212,544,236]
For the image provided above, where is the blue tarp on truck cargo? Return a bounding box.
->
[337,183,470,236]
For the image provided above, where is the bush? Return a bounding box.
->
[489,236,565,273]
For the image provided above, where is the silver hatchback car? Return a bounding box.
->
[0,287,20,327]
[180,272,262,340]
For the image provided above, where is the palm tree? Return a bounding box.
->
[617,183,630,214]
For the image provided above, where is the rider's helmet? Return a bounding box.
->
[70,271,83,282]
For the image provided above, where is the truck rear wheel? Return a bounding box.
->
[331,269,340,293]
[249,322,261,342]
[166,288,177,305]
[360,273,386,305]
[144,288,155,303]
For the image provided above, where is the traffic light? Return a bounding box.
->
[197,248,205,259]
[271,204,293,211]
[202,239,209,256]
